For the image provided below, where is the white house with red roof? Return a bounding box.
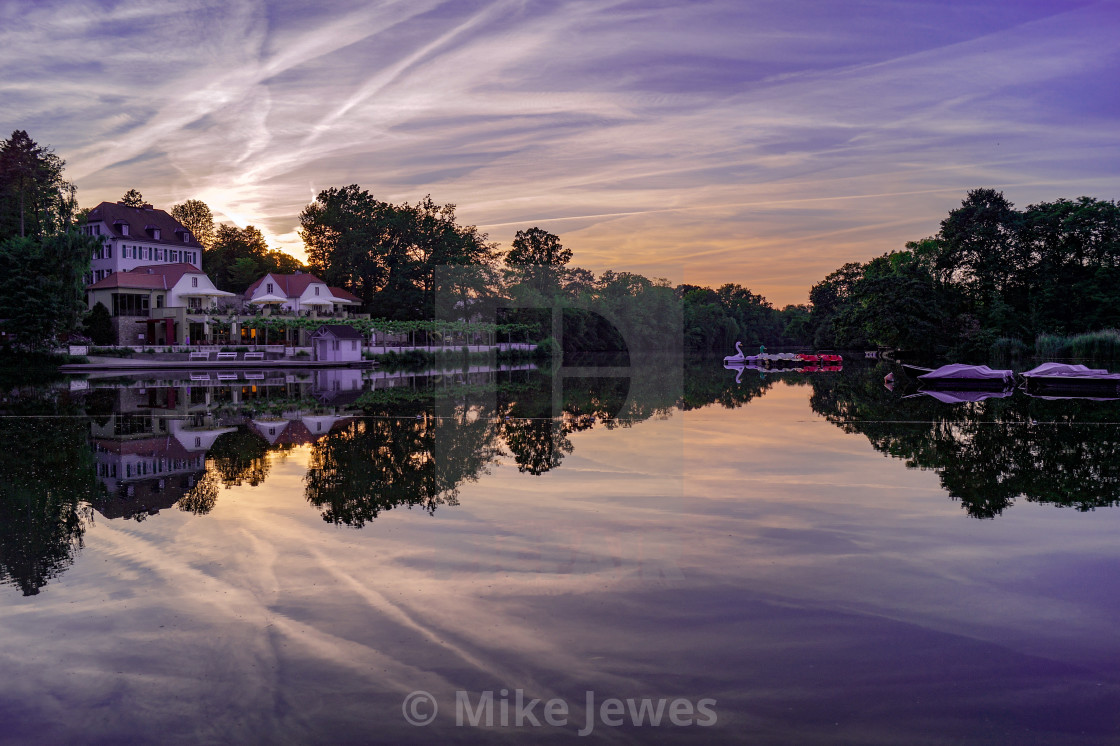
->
[244,271,360,314]
[81,201,205,284]
[87,263,234,344]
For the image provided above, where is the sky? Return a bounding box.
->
[2,0,1118,306]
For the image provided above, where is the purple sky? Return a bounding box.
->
[3,0,1118,305]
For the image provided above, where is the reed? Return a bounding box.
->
[989,337,1030,362]
[1034,329,1120,361]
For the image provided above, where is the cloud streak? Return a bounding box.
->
[2,0,1118,304]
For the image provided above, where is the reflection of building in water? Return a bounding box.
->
[312,368,364,405]
[251,415,356,446]
[91,414,234,519]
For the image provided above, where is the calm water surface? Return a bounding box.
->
[2,363,1120,744]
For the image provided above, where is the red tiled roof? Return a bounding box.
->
[329,286,362,303]
[86,202,204,249]
[87,263,206,290]
[92,436,193,461]
[244,272,327,299]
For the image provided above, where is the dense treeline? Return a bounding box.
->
[300,184,811,352]
[680,285,810,352]
[809,189,1120,356]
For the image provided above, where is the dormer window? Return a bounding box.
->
[115,220,129,236]
[182,231,190,243]
[154,229,161,240]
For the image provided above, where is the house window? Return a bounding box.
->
[156,295,163,309]
[183,232,190,243]
[121,224,129,235]
[188,297,202,309]
[266,283,273,293]
[351,341,357,350]
[314,286,319,295]
[105,244,112,258]
[332,340,340,351]
[192,277,198,287]
[153,229,161,240]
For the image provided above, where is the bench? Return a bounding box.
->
[216,352,238,361]
[243,351,265,360]
[189,351,210,361]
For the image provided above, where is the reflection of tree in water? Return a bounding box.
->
[0,396,100,595]
[207,426,278,488]
[808,364,1120,518]
[502,418,573,475]
[500,376,636,475]
[304,407,502,527]
[177,470,220,516]
[679,361,776,411]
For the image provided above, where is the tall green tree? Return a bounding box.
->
[506,227,571,266]
[0,231,99,351]
[0,130,73,241]
[300,185,499,319]
[170,199,216,249]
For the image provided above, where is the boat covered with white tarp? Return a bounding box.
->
[1021,362,1120,395]
[902,363,1015,390]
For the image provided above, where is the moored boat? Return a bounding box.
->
[904,363,1015,390]
[1020,362,1120,396]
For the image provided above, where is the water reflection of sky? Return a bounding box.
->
[4,382,1120,743]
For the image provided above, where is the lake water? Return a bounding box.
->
[2,362,1120,744]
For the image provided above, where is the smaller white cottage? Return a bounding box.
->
[309,324,364,362]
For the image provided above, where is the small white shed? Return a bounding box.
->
[309,324,364,362]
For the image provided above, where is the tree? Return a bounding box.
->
[0,231,99,351]
[170,199,215,249]
[83,302,114,345]
[119,189,145,207]
[204,224,302,293]
[0,130,73,241]
[300,185,499,319]
[506,227,571,267]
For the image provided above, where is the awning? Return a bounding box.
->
[250,293,288,304]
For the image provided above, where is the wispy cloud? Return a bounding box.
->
[2,0,1117,304]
